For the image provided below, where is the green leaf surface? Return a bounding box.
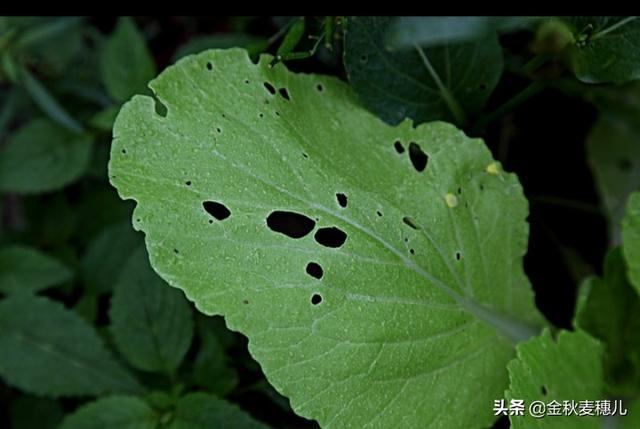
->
[110,48,542,428]
[109,246,194,373]
[565,16,640,83]
[101,17,156,103]
[60,396,157,429]
[574,248,640,397]
[506,329,604,429]
[587,112,640,244]
[344,16,503,126]
[81,221,143,294]
[0,245,72,294]
[0,118,92,194]
[169,392,271,429]
[386,16,539,48]
[622,191,640,293]
[0,293,142,397]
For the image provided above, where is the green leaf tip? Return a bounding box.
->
[109,47,543,428]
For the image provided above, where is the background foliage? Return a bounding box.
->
[1,16,639,428]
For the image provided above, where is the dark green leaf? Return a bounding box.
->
[60,396,157,429]
[387,16,539,48]
[101,17,156,102]
[20,67,84,133]
[81,221,142,294]
[193,316,238,395]
[565,16,640,83]
[0,245,72,294]
[168,392,271,429]
[109,246,194,373]
[0,294,142,397]
[574,248,640,397]
[344,16,503,126]
[0,118,92,193]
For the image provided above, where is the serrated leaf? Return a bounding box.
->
[506,329,604,429]
[344,16,503,126]
[81,221,143,294]
[109,48,543,428]
[564,16,640,84]
[110,246,194,373]
[623,191,640,293]
[587,112,640,243]
[0,294,142,397]
[101,17,156,103]
[574,248,640,397]
[60,396,157,429]
[169,392,271,429]
[0,245,72,294]
[0,118,92,193]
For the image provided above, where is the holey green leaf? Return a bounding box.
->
[109,48,543,428]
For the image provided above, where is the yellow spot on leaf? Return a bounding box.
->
[445,193,458,208]
[486,162,500,176]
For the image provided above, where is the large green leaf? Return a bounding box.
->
[623,191,640,293]
[0,245,72,294]
[109,246,194,373]
[564,16,640,83]
[343,16,503,126]
[0,118,93,193]
[109,48,542,428]
[506,329,604,429]
[0,294,142,397]
[574,248,640,397]
[169,393,271,429]
[60,396,157,429]
[101,17,156,103]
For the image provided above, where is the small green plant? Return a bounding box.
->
[2,16,640,429]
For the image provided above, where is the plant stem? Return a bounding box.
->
[520,53,551,75]
[414,43,467,126]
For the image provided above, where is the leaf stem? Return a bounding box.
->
[590,16,638,42]
[520,53,551,75]
[414,43,467,126]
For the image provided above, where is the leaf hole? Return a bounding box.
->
[263,82,276,95]
[152,95,168,118]
[478,83,487,91]
[203,201,231,221]
[457,187,462,195]
[302,152,308,158]
[360,54,367,63]
[206,61,213,71]
[216,127,222,133]
[402,216,419,230]
[244,79,250,84]
[185,181,192,186]
[316,84,324,92]
[410,248,415,255]
[266,211,316,239]
[455,252,461,261]
[376,210,383,217]
[336,193,347,208]
[279,88,290,100]
[306,262,323,279]
[408,142,428,172]
[259,113,264,118]
[121,149,127,154]
[541,386,547,395]
[314,227,347,248]
[311,293,323,305]
[173,248,179,254]
[394,141,405,154]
